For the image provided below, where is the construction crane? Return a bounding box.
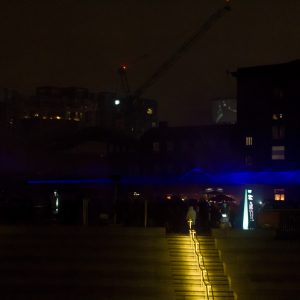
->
[124,0,231,100]
[117,64,131,95]
[115,0,231,137]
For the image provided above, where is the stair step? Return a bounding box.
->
[167,234,235,300]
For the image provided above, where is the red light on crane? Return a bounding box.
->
[120,64,127,71]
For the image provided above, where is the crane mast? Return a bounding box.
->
[118,65,131,95]
[133,2,231,99]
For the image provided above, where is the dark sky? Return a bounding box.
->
[1,0,299,126]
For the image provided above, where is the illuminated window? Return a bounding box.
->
[114,99,120,106]
[272,126,285,140]
[274,189,285,201]
[245,136,253,146]
[272,145,285,160]
[272,113,283,120]
[146,108,153,115]
[153,142,160,152]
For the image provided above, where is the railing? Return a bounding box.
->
[188,220,213,300]
[277,209,300,239]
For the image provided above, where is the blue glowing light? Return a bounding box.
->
[27,170,300,186]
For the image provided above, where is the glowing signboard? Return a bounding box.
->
[243,188,255,230]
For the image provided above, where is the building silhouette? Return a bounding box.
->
[234,59,300,203]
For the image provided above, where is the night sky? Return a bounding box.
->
[1,0,299,126]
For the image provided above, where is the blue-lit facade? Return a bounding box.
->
[1,61,300,226]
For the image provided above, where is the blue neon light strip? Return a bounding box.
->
[27,169,300,185]
[27,170,300,185]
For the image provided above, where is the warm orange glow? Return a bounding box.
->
[274,189,285,201]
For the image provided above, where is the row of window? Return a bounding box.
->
[272,146,285,160]
[245,145,285,165]
[245,127,285,146]
[23,111,84,121]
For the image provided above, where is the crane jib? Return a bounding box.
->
[133,4,231,99]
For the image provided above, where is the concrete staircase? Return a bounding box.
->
[167,234,207,299]
[167,234,235,300]
[0,226,175,300]
[0,225,247,300]
[212,229,300,300]
[197,235,235,300]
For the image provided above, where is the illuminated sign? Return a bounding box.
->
[243,188,255,230]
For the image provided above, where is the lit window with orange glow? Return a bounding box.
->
[274,189,285,201]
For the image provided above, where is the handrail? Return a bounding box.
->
[188,220,213,299]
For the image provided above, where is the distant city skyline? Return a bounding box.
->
[1,0,299,126]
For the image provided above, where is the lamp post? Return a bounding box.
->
[111,175,121,224]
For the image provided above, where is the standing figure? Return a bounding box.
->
[186,205,197,232]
